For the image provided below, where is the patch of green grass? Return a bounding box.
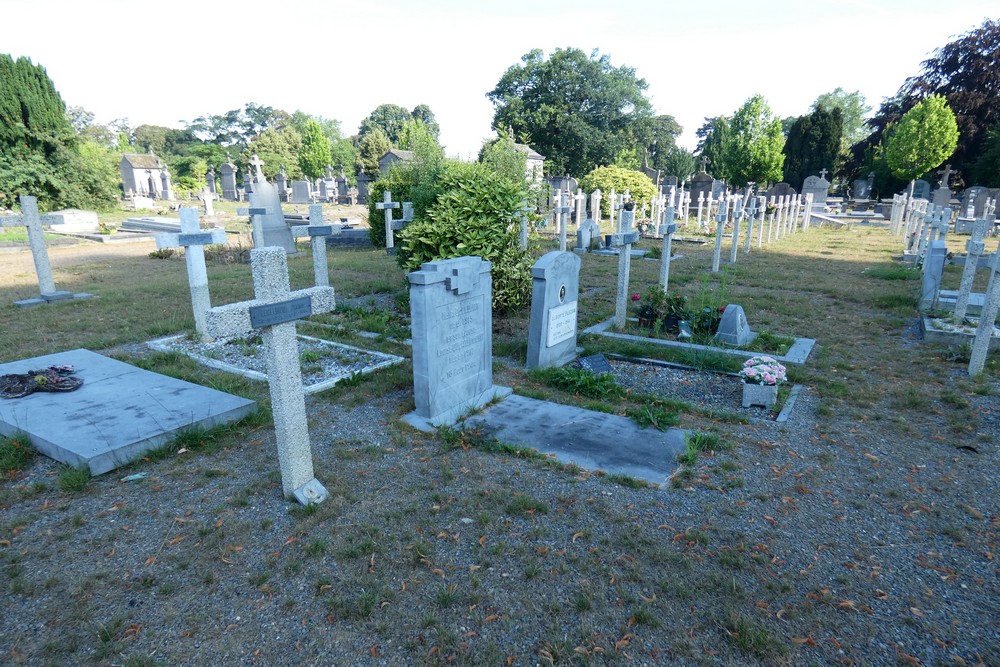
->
[505,494,548,516]
[865,265,921,280]
[57,465,91,493]
[0,432,34,474]
[724,611,787,659]
[626,405,679,430]
[527,366,621,399]
[605,473,649,489]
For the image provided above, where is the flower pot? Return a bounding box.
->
[661,315,680,334]
[637,317,654,328]
[742,383,778,409]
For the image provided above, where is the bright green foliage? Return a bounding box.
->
[488,48,654,176]
[642,114,683,175]
[782,107,843,189]
[479,135,529,189]
[695,116,732,182]
[812,88,871,150]
[579,165,656,217]
[410,104,440,141]
[396,163,532,312]
[297,119,332,178]
[184,102,287,151]
[968,120,1000,186]
[398,119,443,160]
[726,94,785,187]
[884,94,959,181]
[355,127,392,177]
[0,54,71,159]
[659,145,697,182]
[243,126,302,180]
[358,104,412,144]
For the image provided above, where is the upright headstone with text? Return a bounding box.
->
[527,251,581,369]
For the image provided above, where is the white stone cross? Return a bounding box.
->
[553,190,572,251]
[744,196,759,253]
[376,190,401,250]
[819,168,828,180]
[968,227,1000,376]
[612,204,640,329]
[711,196,728,273]
[574,189,586,227]
[0,195,76,305]
[155,208,228,341]
[519,203,533,250]
[205,247,336,504]
[954,218,989,320]
[248,153,266,182]
[589,189,602,226]
[291,205,339,287]
[659,207,677,291]
[729,195,744,264]
[938,164,953,188]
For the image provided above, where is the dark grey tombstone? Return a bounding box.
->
[766,183,796,199]
[357,172,370,205]
[290,180,311,204]
[912,179,931,201]
[711,179,727,198]
[690,172,712,201]
[206,168,216,195]
[714,304,753,347]
[220,161,239,201]
[526,251,581,369]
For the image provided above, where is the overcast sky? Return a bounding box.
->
[5,0,996,161]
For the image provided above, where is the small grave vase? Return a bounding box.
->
[742,383,778,409]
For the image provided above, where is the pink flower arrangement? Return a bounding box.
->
[631,293,641,301]
[738,356,787,386]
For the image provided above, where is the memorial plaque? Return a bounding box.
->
[659,222,678,236]
[546,301,578,347]
[177,232,216,246]
[249,296,312,328]
[579,354,612,374]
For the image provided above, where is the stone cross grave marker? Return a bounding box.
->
[404,256,511,429]
[554,190,572,252]
[608,188,618,226]
[526,251,581,369]
[199,191,216,216]
[659,207,677,291]
[519,204,533,250]
[574,218,601,254]
[953,218,989,320]
[574,189,585,227]
[590,189,602,226]
[155,208,227,341]
[291,205,339,287]
[712,196,728,273]
[744,197,759,253]
[376,190,401,250]
[729,195,744,264]
[968,230,1000,376]
[242,175,296,254]
[205,247,335,504]
[0,195,92,307]
[612,203,640,329]
[919,240,948,312]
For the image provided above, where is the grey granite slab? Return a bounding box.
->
[464,394,687,486]
[0,349,256,475]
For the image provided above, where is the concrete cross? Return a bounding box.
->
[0,195,80,306]
[155,208,228,341]
[711,196,728,273]
[205,247,336,504]
[553,190,572,251]
[698,155,709,172]
[819,168,828,180]
[376,190,401,250]
[589,189,602,226]
[612,204,640,329]
[247,154,265,182]
[658,206,678,291]
[938,164,953,188]
[954,218,989,320]
[744,196,759,253]
[518,203,533,250]
[574,189,585,227]
[445,264,478,295]
[291,205,340,287]
[730,195,744,264]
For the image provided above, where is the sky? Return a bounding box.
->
[5,0,997,162]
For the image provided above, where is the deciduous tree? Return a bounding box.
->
[883,94,959,183]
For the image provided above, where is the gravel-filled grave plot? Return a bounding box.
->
[147,332,405,393]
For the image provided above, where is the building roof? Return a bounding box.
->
[121,154,162,169]
[380,149,415,162]
[514,143,544,160]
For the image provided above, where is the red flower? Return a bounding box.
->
[631,293,640,301]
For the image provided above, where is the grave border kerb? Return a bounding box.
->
[583,317,815,364]
[146,333,406,393]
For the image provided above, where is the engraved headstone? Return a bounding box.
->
[404,257,511,429]
[714,304,753,347]
[527,251,581,369]
[290,179,312,204]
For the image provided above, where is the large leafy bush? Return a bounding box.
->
[396,162,531,312]
[579,165,656,217]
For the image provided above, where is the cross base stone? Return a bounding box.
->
[292,478,329,506]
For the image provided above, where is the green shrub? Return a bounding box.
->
[579,165,657,217]
[396,163,532,312]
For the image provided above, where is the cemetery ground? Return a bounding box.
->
[0,215,998,667]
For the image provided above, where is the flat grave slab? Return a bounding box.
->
[937,290,985,315]
[0,349,256,475]
[921,316,1000,350]
[463,394,687,486]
